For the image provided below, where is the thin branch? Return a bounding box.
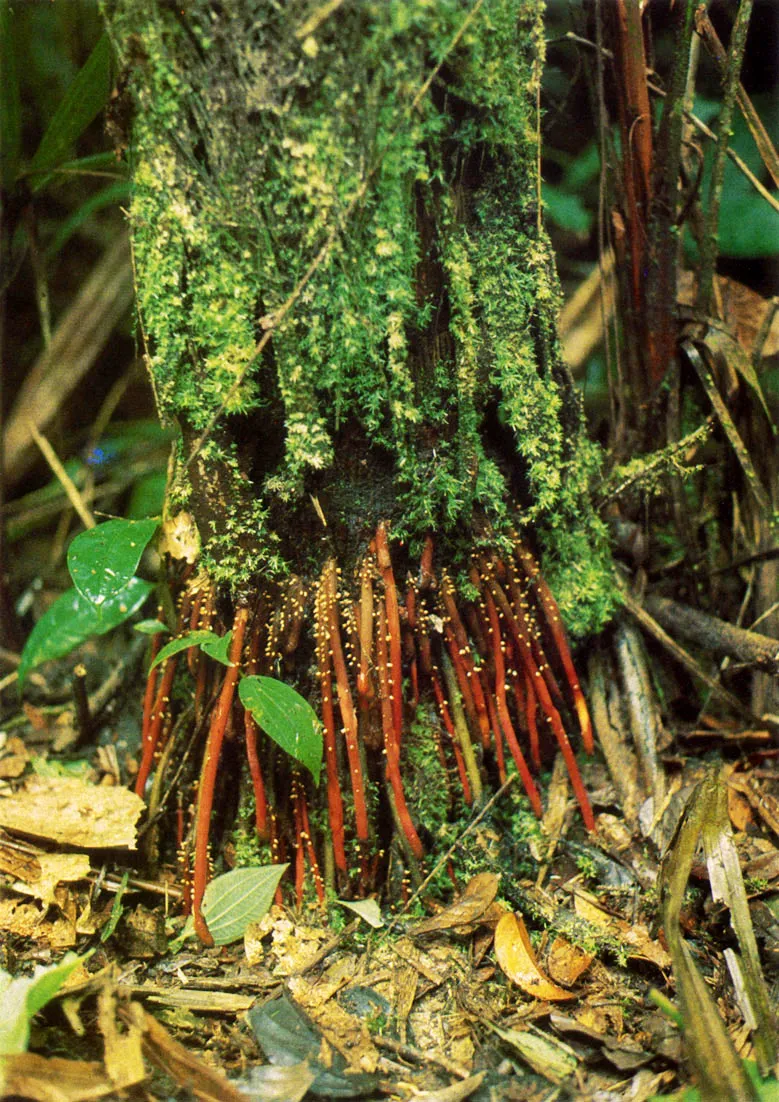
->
[695,0,754,315]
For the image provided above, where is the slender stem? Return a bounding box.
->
[432,670,471,805]
[375,522,404,745]
[299,784,325,905]
[484,589,542,816]
[440,650,483,803]
[323,560,370,842]
[192,603,250,945]
[441,574,491,748]
[315,572,347,872]
[482,559,594,829]
[695,0,754,315]
[376,602,425,859]
[514,542,594,753]
[135,655,178,797]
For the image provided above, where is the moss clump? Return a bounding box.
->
[108,0,613,633]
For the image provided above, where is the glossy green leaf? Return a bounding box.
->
[200,630,234,667]
[150,630,221,672]
[28,32,113,181]
[180,865,288,946]
[67,518,158,608]
[238,677,322,785]
[18,578,153,689]
[0,953,86,1056]
[0,2,21,189]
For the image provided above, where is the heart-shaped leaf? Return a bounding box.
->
[67,518,158,608]
[239,677,322,785]
[18,578,153,689]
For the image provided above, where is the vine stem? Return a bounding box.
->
[192,603,250,945]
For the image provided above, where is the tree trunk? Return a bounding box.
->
[107,0,611,931]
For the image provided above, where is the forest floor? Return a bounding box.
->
[1,617,778,1101]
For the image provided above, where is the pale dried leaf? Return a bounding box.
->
[0,1052,115,1101]
[0,777,144,848]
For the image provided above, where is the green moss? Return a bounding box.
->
[109,0,613,632]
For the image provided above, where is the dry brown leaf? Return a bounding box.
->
[572,890,672,970]
[0,840,41,882]
[409,872,500,935]
[727,784,754,832]
[0,897,76,948]
[678,270,779,358]
[494,912,577,1001]
[122,1002,249,1102]
[0,776,144,848]
[0,735,30,779]
[97,984,145,1090]
[0,1053,116,1101]
[17,853,91,908]
[547,936,595,986]
[159,510,201,563]
[287,973,380,1074]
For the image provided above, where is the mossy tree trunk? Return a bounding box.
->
[107,0,612,931]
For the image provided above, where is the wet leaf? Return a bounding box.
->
[67,518,158,608]
[494,912,577,1001]
[181,865,288,946]
[239,677,322,784]
[18,578,154,689]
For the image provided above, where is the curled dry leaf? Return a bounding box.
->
[494,912,577,1001]
[409,873,500,935]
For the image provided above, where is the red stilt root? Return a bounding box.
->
[192,603,250,945]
